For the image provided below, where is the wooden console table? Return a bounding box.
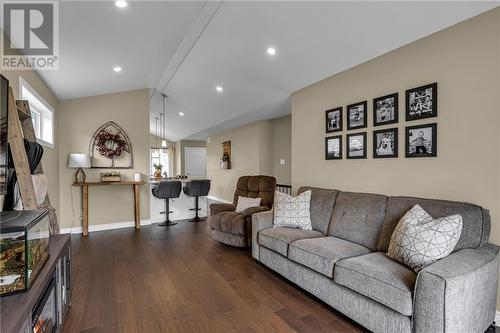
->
[72,181,146,236]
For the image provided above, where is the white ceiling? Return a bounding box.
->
[38,1,205,99]
[37,1,499,141]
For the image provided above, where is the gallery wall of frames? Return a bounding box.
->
[325,82,437,160]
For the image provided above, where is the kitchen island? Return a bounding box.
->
[149,178,210,222]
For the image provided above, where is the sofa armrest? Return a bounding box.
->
[210,203,236,215]
[413,243,499,333]
[251,210,274,260]
[240,206,269,217]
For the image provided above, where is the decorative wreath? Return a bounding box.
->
[95,129,129,159]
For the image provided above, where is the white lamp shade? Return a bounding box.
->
[68,153,91,168]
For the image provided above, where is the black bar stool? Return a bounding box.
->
[152,181,182,227]
[183,179,211,222]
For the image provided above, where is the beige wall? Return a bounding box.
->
[291,8,500,307]
[259,120,273,177]
[1,55,60,218]
[207,121,263,201]
[174,139,207,176]
[58,89,150,229]
[271,116,292,184]
[207,116,292,201]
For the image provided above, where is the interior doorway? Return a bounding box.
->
[185,147,207,177]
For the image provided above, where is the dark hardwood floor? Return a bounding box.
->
[63,220,369,333]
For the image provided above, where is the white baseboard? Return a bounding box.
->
[207,195,232,204]
[495,311,500,325]
[60,219,152,235]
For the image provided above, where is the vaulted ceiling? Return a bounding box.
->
[36,1,499,141]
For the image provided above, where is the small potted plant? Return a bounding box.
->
[101,171,121,182]
[153,163,163,179]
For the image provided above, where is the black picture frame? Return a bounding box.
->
[346,101,367,130]
[373,128,398,159]
[405,123,437,158]
[346,132,367,159]
[406,82,437,121]
[325,107,343,133]
[373,93,398,126]
[325,135,342,160]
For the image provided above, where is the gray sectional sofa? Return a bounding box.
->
[251,187,499,333]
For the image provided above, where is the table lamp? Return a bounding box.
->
[68,153,91,183]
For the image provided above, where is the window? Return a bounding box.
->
[20,77,54,147]
[150,148,169,177]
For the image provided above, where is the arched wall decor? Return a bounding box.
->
[89,121,133,168]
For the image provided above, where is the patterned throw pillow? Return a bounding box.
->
[387,204,463,272]
[273,190,312,230]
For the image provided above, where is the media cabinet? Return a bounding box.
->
[1,234,71,333]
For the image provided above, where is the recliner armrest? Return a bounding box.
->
[210,203,236,215]
[413,243,499,333]
[240,206,269,217]
[251,210,274,260]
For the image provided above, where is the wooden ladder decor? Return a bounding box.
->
[7,87,37,210]
[7,86,59,232]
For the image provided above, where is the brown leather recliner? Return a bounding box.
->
[209,175,276,247]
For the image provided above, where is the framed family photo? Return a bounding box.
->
[347,101,367,130]
[405,123,437,158]
[373,128,398,158]
[373,93,398,126]
[406,83,437,121]
[347,132,367,159]
[325,107,342,133]
[325,135,342,160]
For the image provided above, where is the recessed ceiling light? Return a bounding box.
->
[216,86,223,93]
[267,47,276,55]
[115,1,127,8]
[113,66,122,72]
[178,112,184,116]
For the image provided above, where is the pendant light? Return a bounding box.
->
[153,117,160,157]
[161,93,168,148]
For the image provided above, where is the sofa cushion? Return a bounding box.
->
[209,211,246,235]
[378,196,490,252]
[334,252,416,316]
[328,192,388,251]
[258,227,324,257]
[288,237,371,278]
[297,187,339,235]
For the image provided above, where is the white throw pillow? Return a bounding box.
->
[273,190,312,230]
[386,204,463,272]
[235,196,262,213]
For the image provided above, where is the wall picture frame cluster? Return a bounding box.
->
[324,82,438,160]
